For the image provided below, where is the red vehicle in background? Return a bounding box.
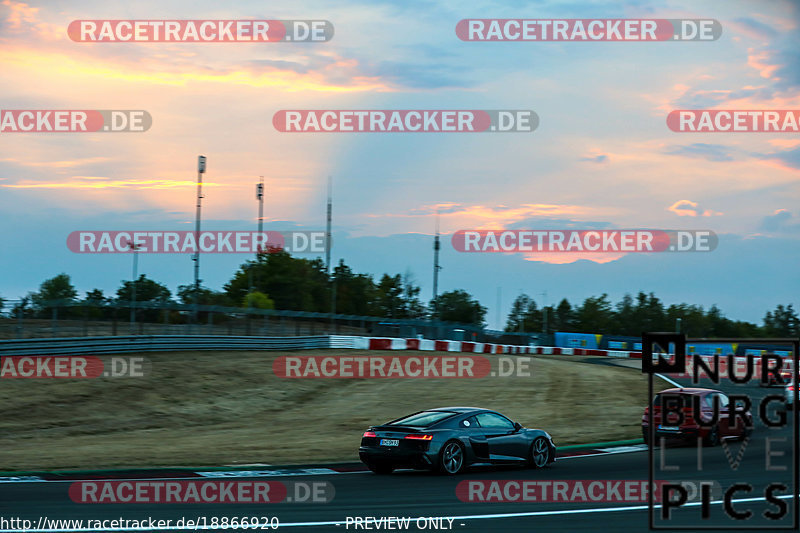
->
[642,388,753,446]
[761,369,792,387]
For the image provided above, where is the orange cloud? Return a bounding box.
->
[747,49,780,79]
[756,156,800,175]
[0,156,110,168]
[667,200,722,217]
[2,0,37,29]
[523,251,626,265]
[2,177,220,189]
[0,47,392,92]
[369,203,605,230]
[1,0,61,41]
[767,139,800,149]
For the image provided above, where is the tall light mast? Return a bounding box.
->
[193,155,206,323]
[432,211,441,318]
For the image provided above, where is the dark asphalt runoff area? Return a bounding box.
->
[1,366,797,532]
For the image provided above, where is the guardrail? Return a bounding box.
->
[0,335,331,356]
[0,335,644,359]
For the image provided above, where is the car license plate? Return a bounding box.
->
[659,425,679,431]
[380,439,399,447]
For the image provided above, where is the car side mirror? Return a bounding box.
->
[513,422,522,431]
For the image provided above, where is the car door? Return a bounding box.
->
[474,412,526,463]
[459,415,490,462]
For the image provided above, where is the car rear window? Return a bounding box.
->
[652,393,694,406]
[389,411,456,427]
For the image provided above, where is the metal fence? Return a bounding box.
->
[0,299,540,345]
[0,335,332,356]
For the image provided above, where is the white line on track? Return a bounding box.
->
[656,373,684,388]
[557,447,647,460]
[0,447,652,484]
[0,494,793,531]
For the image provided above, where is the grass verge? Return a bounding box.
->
[0,350,648,470]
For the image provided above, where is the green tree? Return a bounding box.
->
[31,274,77,304]
[116,275,172,323]
[84,289,107,305]
[31,273,78,317]
[575,294,613,333]
[505,294,542,332]
[243,291,275,309]
[552,298,575,332]
[400,271,426,319]
[665,303,708,336]
[633,292,666,333]
[375,274,405,318]
[331,261,376,316]
[431,290,486,326]
[225,251,328,312]
[764,304,800,337]
[81,288,111,319]
[612,294,635,335]
[177,284,231,307]
[116,275,171,303]
[11,295,33,318]
[505,294,530,332]
[706,304,741,337]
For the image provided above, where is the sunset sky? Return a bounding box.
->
[1,0,798,328]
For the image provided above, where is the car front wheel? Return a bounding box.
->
[529,437,551,468]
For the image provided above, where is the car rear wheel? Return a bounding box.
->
[439,441,465,475]
[367,462,393,475]
[529,437,551,468]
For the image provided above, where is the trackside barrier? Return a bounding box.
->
[527,346,643,359]
[345,338,635,357]
[0,334,640,359]
[0,335,331,356]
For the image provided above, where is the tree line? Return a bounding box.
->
[1,249,796,337]
[505,292,799,338]
[3,250,487,325]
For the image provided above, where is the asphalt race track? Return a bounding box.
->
[1,369,796,533]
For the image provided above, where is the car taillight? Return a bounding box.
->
[363,431,376,438]
[789,386,794,391]
[404,434,433,441]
